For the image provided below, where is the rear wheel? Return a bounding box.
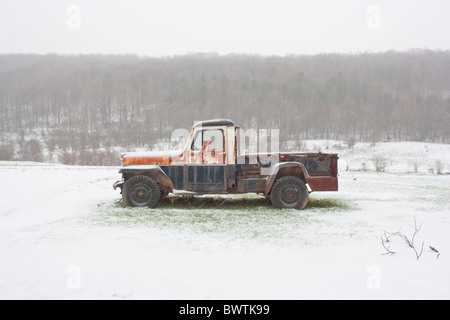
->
[271,176,309,209]
[122,175,161,208]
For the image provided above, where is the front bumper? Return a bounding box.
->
[113,180,125,191]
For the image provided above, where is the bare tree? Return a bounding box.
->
[0,143,15,161]
[21,139,43,162]
[372,155,388,172]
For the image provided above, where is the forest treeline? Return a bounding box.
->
[0,50,449,164]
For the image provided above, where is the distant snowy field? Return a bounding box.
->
[0,141,449,300]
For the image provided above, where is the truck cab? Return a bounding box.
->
[114,119,338,209]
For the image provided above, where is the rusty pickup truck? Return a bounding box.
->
[113,119,338,209]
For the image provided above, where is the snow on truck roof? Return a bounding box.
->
[193,119,235,128]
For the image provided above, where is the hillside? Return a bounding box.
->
[1,51,449,165]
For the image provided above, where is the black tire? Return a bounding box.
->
[270,176,309,210]
[122,175,161,208]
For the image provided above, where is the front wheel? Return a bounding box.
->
[270,176,309,210]
[122,175,161,208]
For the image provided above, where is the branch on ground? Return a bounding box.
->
[381,236,396,255]
[380,218,432,261]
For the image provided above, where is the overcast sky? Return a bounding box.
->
[1,0,449,56]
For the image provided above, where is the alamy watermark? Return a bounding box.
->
[366,265,381,290]
[366,5,381,30]
[67,5,81,30]
[170,127,280,175]
[66,265,81,290]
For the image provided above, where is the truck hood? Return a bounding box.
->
[122,150,184,166]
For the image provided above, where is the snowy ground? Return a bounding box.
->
[300,140,450,174]
[0,142,450,300]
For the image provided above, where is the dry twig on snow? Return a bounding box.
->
[429,246,440,259]
[381,236,396,255]
[382,227,402,243]
[380,218,431,260]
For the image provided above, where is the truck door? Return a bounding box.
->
[187,127,227,192]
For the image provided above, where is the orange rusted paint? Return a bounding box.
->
[122,149,187,166]
[122,126,231,166]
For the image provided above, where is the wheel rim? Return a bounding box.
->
[281,185,300,204]
[130,183,153,206]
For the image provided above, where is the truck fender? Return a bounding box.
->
[118,165,174,194]
[264,162,310,195]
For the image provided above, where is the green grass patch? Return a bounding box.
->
[84,195,356,245]
[305,197,354,211]
[133,195,354,212]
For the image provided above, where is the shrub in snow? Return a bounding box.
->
[371,155,387,172]
[345,136,356,150]
[435,160,444,175]
[413,161,419,173]
[361,162,367,172]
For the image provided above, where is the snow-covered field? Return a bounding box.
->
[1,141,449,300]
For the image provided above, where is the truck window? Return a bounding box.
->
[191,131,203,151]
[191,129,224,151]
